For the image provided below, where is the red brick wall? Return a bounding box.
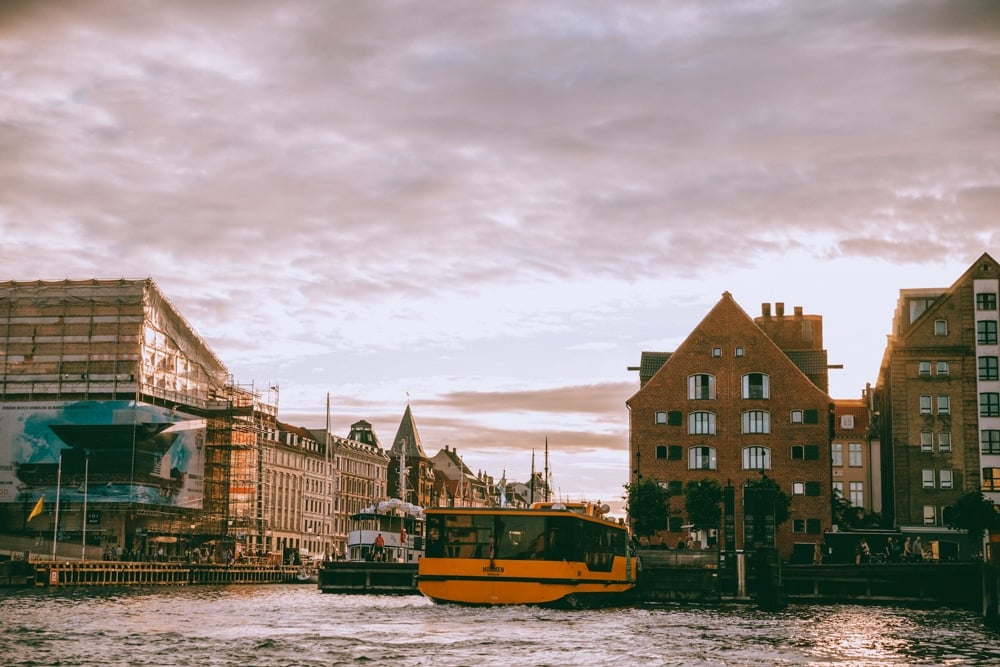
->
[628,293,832,559]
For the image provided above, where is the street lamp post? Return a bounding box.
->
[81,450,89,561]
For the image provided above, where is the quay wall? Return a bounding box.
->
[636,549,999,619]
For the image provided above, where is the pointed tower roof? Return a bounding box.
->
[390,404,429,458]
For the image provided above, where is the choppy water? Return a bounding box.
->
[1,585,997,666]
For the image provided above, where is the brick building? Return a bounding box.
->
[627,292,833,559]
[874,252,1000,528]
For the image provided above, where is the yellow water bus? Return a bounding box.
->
[417,501,638,607]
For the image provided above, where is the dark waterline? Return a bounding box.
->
[1,585,997,666]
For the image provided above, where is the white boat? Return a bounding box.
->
[318,498,425,594]
[343,498,425,563]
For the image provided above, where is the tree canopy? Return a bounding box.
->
[624,477,670,538]
[832,487,881,529]
[744,473,790,527]
[943,489,1000,551]
[684,478,723,532]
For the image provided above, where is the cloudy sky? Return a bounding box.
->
[2,1,999,505]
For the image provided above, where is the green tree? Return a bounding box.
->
[744,473,790,528]
[832,487,881,530]
[943,489,1000,553]
[684,478,723,533]
[624,477,671,538]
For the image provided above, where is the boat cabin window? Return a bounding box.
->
[424,513,627,572]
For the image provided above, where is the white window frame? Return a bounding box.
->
[919,395,932,415]
[688,446,717,470]
[655,411,668,424]
[840,414,855,429]
[742,373,770,400]
[792,481,804,495]
[920,432,933,452]
[939,469,953,489]
[937,395,950,415]
[687,374,716,400]
[742,410,771,434]
[923,505,937,526]
[938,432,952,452]
[790,409,803,424]
[849,481,864,507]
[848,443,863,467]
[922,469,935,488]
[936,361,949,375]
[688,411,716,435]
[831,443,843,467]
[742,446,771,470]
[918,361,931,376]
[934,319,948,336]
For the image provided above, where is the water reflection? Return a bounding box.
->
[0,587,997,666]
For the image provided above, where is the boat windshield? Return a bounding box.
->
[424,513,626,571]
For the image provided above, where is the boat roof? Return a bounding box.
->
[424,503,624,527]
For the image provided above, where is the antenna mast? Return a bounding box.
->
[530,449,536,504]
[544,437,550,503]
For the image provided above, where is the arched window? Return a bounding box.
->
[742,446,771,470]
[688,446,717,470]
[688,411,716,435]
[742,373,770,399]
[688,374,716,400]
[741,410,771,434]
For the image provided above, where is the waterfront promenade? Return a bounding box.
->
[0,534,303,587]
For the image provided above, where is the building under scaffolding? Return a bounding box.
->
[0,279,276,559]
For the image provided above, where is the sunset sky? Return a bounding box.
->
[2,1,999,505]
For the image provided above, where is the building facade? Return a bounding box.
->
[329,419,389,557]
[430,445,494,507]
[831,394,881,521]
[628,293,833,559]
[874,253,1000,528]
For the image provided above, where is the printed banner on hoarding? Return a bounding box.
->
[0,400,205,508]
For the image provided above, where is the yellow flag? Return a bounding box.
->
[28,496,44,522]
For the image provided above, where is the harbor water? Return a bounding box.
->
[1,585,998,666]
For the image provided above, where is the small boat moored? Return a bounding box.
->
[417,501,637,607]
[317,498,424,595]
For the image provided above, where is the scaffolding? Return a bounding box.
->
[202,382,277,556]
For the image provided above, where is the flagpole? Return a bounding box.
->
[52,452,62,560]
[81,450,89,561]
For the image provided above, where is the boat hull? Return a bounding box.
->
[417,558,636,607]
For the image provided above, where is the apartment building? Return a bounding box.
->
[874,252,1000,528]
[628,293,833,559]
[831,395,881,520]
